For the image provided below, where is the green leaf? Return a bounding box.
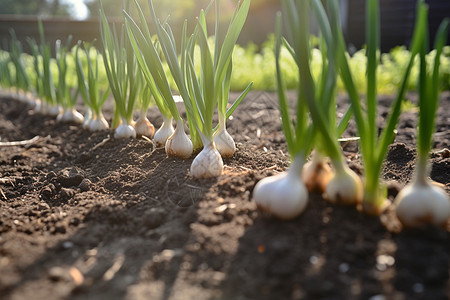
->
[275,11,295,157]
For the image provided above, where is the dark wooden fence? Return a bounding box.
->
[0,15,116,54]
[346,0,450,52]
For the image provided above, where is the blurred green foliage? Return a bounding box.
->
[0,0,72,17]
[1,35,449,94]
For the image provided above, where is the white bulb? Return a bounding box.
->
[325,162,363,205]
[82,109,92,129]
[165,119,193,159]
[302,152,332,193]
[190,141,223,178]
[88,113,109,132]
[154,116,175,146]
[40,101,49,115]
[34,99,43,114]
[253,155,308,220]
[59,108,84,124]
[48,105,62,117]
[213,126,236,158]
[56,111,64,123]
[114,120,136,139]
[395,181,449,228]
[134,112,155,138]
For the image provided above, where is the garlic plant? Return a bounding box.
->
[253,8,313,219]
[8,30,31,104]
[36,20,59,116]
[100,2,139,139]
[290,0,362,207]
[125,0,192,157]
[213,53,252,158]
[134,86,155,138]
[75,42,110,132]
[126,0,251,168]
[395,18,450,228]
[54,38,83,124]
[329,0,428,214]
[26,38,44,111]
[153,0,250,177]
[0,51,13,95]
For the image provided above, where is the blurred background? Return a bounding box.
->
[0,0,449,53]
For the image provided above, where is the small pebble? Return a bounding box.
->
[143,208,166,229]
[62,241,74,249]
[309,256,318,265]
[79,178,92,192]
[413,283,424,293]
[338,263,349,273]
[57,174,84,188]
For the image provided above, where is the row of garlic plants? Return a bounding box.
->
[0,0,252,180]
[254,0,449,228]
[2,21,450,99]
[0,0,448,228]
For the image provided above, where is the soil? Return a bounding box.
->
[0,91,449,300]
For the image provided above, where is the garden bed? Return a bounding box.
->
[0,91,449,299]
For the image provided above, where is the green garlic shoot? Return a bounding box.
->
[134,84,156,138]
[8,30,31,103]
[75,41,110,132]
[37,20,59,116]
[395,17,450,228]
[332,0,428,215]
[148,0,251,177]
[253,4,312,220]
[100,1,140,139]
[124,0,191,157]
[55,37,83,124]
[0,51,13,94]
[306,0,363,205]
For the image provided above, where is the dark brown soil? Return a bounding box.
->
[0,91,449,300]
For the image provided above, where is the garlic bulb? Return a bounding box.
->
[213,116,236,158]
[395,179,450,228]
[59,108,84,124]
[40,101,49,115]
[82,108,92,130]
[154,116,175,146]
[88,112,109,132]
[190,133,223,178]
[34,98,43,114]
[134,110,155,138]
[253,155,308,220]
[114,118,136,139]
[165,119,193,159]
[48,105,62,117]
[56,111,64,123]
[325,161,363,205]
[302,151,332,193]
